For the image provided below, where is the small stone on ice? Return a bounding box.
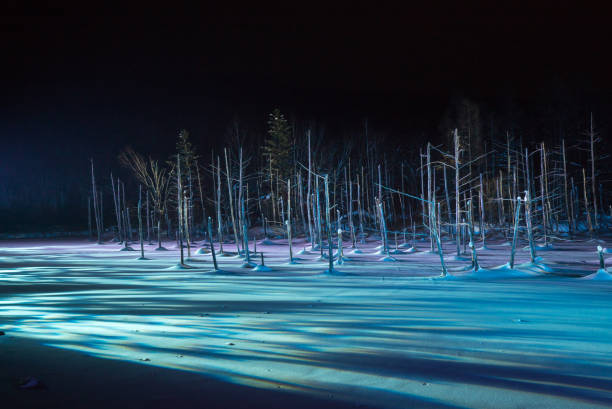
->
[226,342,235,346]
[19,376,42,389]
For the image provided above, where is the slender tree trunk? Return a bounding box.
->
[430,200,447,276]
[562,139,571,235]
[378,164,382,228]
[224,148,240,252]
[88,196,92,239]
[90,159,102,244]
[542,142,552,234]
[467,199,479,271]
[100,191,104,235]
[420,149,425,231]
[324,174,333,272]
[507,132,514,219]
[357,177,364,244]
[216,156,224,254]
[306,130,314,248]
[570,177,576,233]
[138,185,145,259]
[583,168,594,235]
[298,172,306,238]
[509,196,522,269]
[454,129,461,257]
[443,165,452,237]
[377,198,392,260]
[177,154,185,266]
[196,160,206,239]
[540,144,548,246]
[111,173,122,243]
[286,178,293,263]
[336,209,344,264]
[427,143,433,251]
[121,182,130,241]
[238,147,244,247]
[242,196,251,266]
[524,190,537,263]
[479,173,485,247]
[349,173,356,248]
[207,217,218,271]
[146,190,151,244]
[157,211,164,250]
[316,177,323,256]
[184,191,191,258]
[587,114,598,228]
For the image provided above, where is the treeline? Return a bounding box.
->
[82,101,610,272]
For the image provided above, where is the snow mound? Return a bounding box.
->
[252,264,272,272]
[581,269,612,281]
[466,266,536,279]
[379,256,397,262]
[167,263,196,270]
[443,265,538,279]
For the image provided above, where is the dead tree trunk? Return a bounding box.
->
[479,173,485,247]
[224,148,240,252]
[524,190,537,263]
[467,199,479,271]
[111,173,122,243]
[177,154,185,266]
[207,217,218,271]
[88,196,92,239]
[286,178,294,263]
[306,130,314,248]
[589,113,598,228]
[562,139,572,236]
[138,185,145,259]
[90,159,102,244]
[509,196,522,269]
[454,129,461,257]
[324,174,334,273]
[216,156,224,255]
[583,168,594,235]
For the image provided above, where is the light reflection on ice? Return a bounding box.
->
[1,238,612,408]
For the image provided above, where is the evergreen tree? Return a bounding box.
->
[176,129,197,173]
[263,109,292,180]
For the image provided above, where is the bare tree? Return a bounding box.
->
[119,148,172,251]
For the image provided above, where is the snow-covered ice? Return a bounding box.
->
[1,237,611,408]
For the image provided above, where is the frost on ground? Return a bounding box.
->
[1,237,612,409]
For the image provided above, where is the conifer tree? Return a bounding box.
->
[263,109,293,181]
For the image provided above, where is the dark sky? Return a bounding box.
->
[1,3,611,231]
[2,5,611,136]
[3,4,610,139]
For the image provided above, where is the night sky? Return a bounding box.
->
[1,4,610,231]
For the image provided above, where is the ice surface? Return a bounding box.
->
[1,237,611,408]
